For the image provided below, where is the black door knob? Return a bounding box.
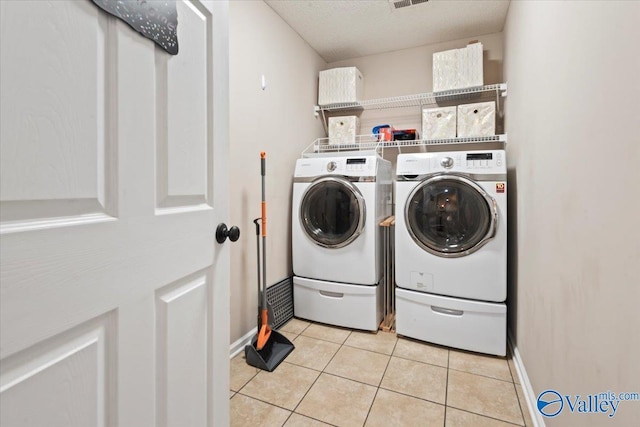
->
[216,223,240,244]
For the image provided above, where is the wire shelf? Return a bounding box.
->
[315,83,507,113]
[302,134,506,157]
[395,134,506,147]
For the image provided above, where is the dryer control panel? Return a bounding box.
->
[396,150,506,175]
[465,152,504,169]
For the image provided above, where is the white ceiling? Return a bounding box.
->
[265,0,511,63]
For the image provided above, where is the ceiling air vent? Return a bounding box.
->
[389,0,429,10]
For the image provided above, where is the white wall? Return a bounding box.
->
[229,0,325,344]
[504,2,640,426]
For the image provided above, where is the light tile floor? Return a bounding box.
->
[231,318,534,427]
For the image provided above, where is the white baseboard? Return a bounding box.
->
[508,332,546,427]
[230,327,257,359]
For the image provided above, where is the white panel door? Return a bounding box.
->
[0,1,230,426]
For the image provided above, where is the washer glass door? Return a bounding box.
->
[405,175,496,257]
[300,177,365,248]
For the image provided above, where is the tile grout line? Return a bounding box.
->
[286,325,353,424]
[233,364,336,425]
[231,366,259,395]
[507,347,516,383]
[233,391,307,426]
[315,335,458,408]
[446,366,515,384]
[282,319,312,336]
[299,330,352,345]
[234,391,337,426]
[362,334,399,426]
[446,406,525,427]
[390,353,449,370]
[446,365,525,426]
[375,384,449,408]
[362,344,450,422]
[510,378,527,426]
[362,387,380,426]
[235,390,292,412]
[443,349,450,426]
[389,350,513,384]
[342,341,397,355]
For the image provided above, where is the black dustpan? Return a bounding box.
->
[245,152,294,371]
[244,330,295,372]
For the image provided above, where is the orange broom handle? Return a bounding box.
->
[261,152,266,237]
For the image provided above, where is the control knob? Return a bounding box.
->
[440,157,454,169]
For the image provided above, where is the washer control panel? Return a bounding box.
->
[345,157,369,172]
[294,156,377,177]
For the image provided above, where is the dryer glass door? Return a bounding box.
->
[300,177,365,248]
[406,175,496,257]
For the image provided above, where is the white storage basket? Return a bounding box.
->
[457,101,496,137]
[422,106,457,139]
[318,67,364,106]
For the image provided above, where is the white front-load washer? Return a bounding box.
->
[394,149,507,355]
[292,153,392,330]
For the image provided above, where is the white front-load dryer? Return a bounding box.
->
[292,153,392,330]
[394,150,507,355]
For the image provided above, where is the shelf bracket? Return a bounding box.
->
[500,82,508,97]
[314,105,329,135]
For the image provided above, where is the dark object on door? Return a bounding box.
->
[91,0,179,55]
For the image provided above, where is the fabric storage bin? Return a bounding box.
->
[328,115,360,145]
[459,42,483,88]
[396,288,506,356]
[422,106,457,139]
[457,101,496,137]
[293,276,382,331]
[318,67,364,106]
[432,42,484,92]
[432,49,459,92]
